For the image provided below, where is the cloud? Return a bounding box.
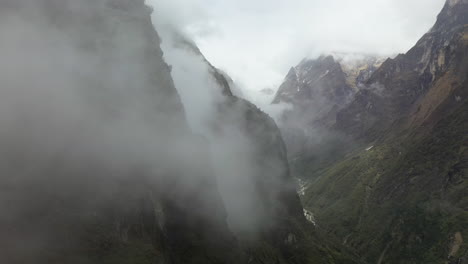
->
[148,0,446,98]
[0,3,226,259]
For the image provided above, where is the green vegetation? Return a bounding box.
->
[246,218,361,264]
[302,99,468,263]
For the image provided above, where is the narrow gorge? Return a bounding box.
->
[0,1,466,264]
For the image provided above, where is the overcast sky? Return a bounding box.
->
[151,0,446,98]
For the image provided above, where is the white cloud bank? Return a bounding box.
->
[148,0,446,101]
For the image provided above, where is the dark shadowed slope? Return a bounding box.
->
[0,1,241,263]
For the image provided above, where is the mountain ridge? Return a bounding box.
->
[294,0,468,263]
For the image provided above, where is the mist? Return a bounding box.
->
[0,1,231,261]
[0,3,298,261]
[151,10,284,236]
[0,2,186,180]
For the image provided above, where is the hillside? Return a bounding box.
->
[294,0,468,263]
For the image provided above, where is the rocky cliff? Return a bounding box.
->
[299,0,468,263]
[335,0,468,140]
[162,33,360,263]
[0,1,361,264]
[272,54,384,180]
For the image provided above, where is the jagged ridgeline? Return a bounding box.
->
[279,0,468,263]
[0,1,359,264]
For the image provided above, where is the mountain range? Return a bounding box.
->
[0,0,466,264]
[273,0,468,263]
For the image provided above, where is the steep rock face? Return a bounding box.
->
[336,0,468,140]
[272,55,383,180]
[340,55,385,91]
[215,97,364,264]
[273,56,353,107]
[167,34,361,262]
[205,56,361,264]
[169,37,307,238]
[272,56,352,161]
[302,1,468,263]
[273,54,383,127]
[0,1,241,263]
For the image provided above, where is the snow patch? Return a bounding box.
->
[303,209,316,226]
[366,146,374,151]
[319,70,330,79]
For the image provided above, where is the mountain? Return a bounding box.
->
[273,54,384,108]
[162,32,361,264]
[2,0,464,263]
[0,1,244,263]
[0,1,359,264]
[336,0,468,140]
[294,0,468,263]
[271,54,384,179]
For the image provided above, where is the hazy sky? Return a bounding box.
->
[151,0,446,97]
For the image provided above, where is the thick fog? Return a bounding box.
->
[0,1,233,261]
[0,5,292,262]
[0,2,190,184]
